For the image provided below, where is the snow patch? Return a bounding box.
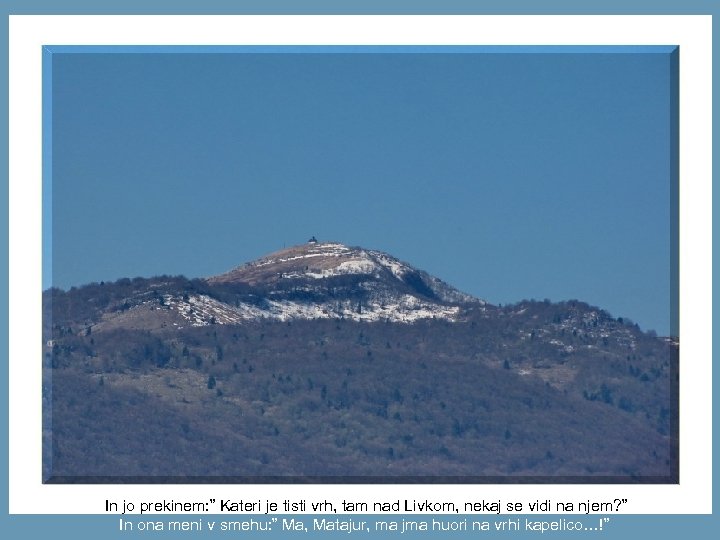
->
[370,251,409,279]
[162,291,461,327]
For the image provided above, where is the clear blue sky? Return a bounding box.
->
[48,47,676,335]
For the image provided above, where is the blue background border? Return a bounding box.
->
[2,1,714,539]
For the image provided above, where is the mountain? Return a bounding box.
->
[43,241,678,483]
[209,241,480,308]
[82,241,481,331]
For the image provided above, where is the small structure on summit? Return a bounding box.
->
[308,236,318,244]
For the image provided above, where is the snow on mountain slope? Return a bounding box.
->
[184,241,482,326]
[210,242,480,299]
[162,292,463,326]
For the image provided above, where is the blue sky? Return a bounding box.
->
[48,47,676,335]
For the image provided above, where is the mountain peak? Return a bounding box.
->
[80,242,484,330]
[208,241,361,285]
[207,241,482,308]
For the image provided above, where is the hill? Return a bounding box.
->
[42,242,678,482]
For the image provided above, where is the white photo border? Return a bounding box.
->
[8,14,711,514]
